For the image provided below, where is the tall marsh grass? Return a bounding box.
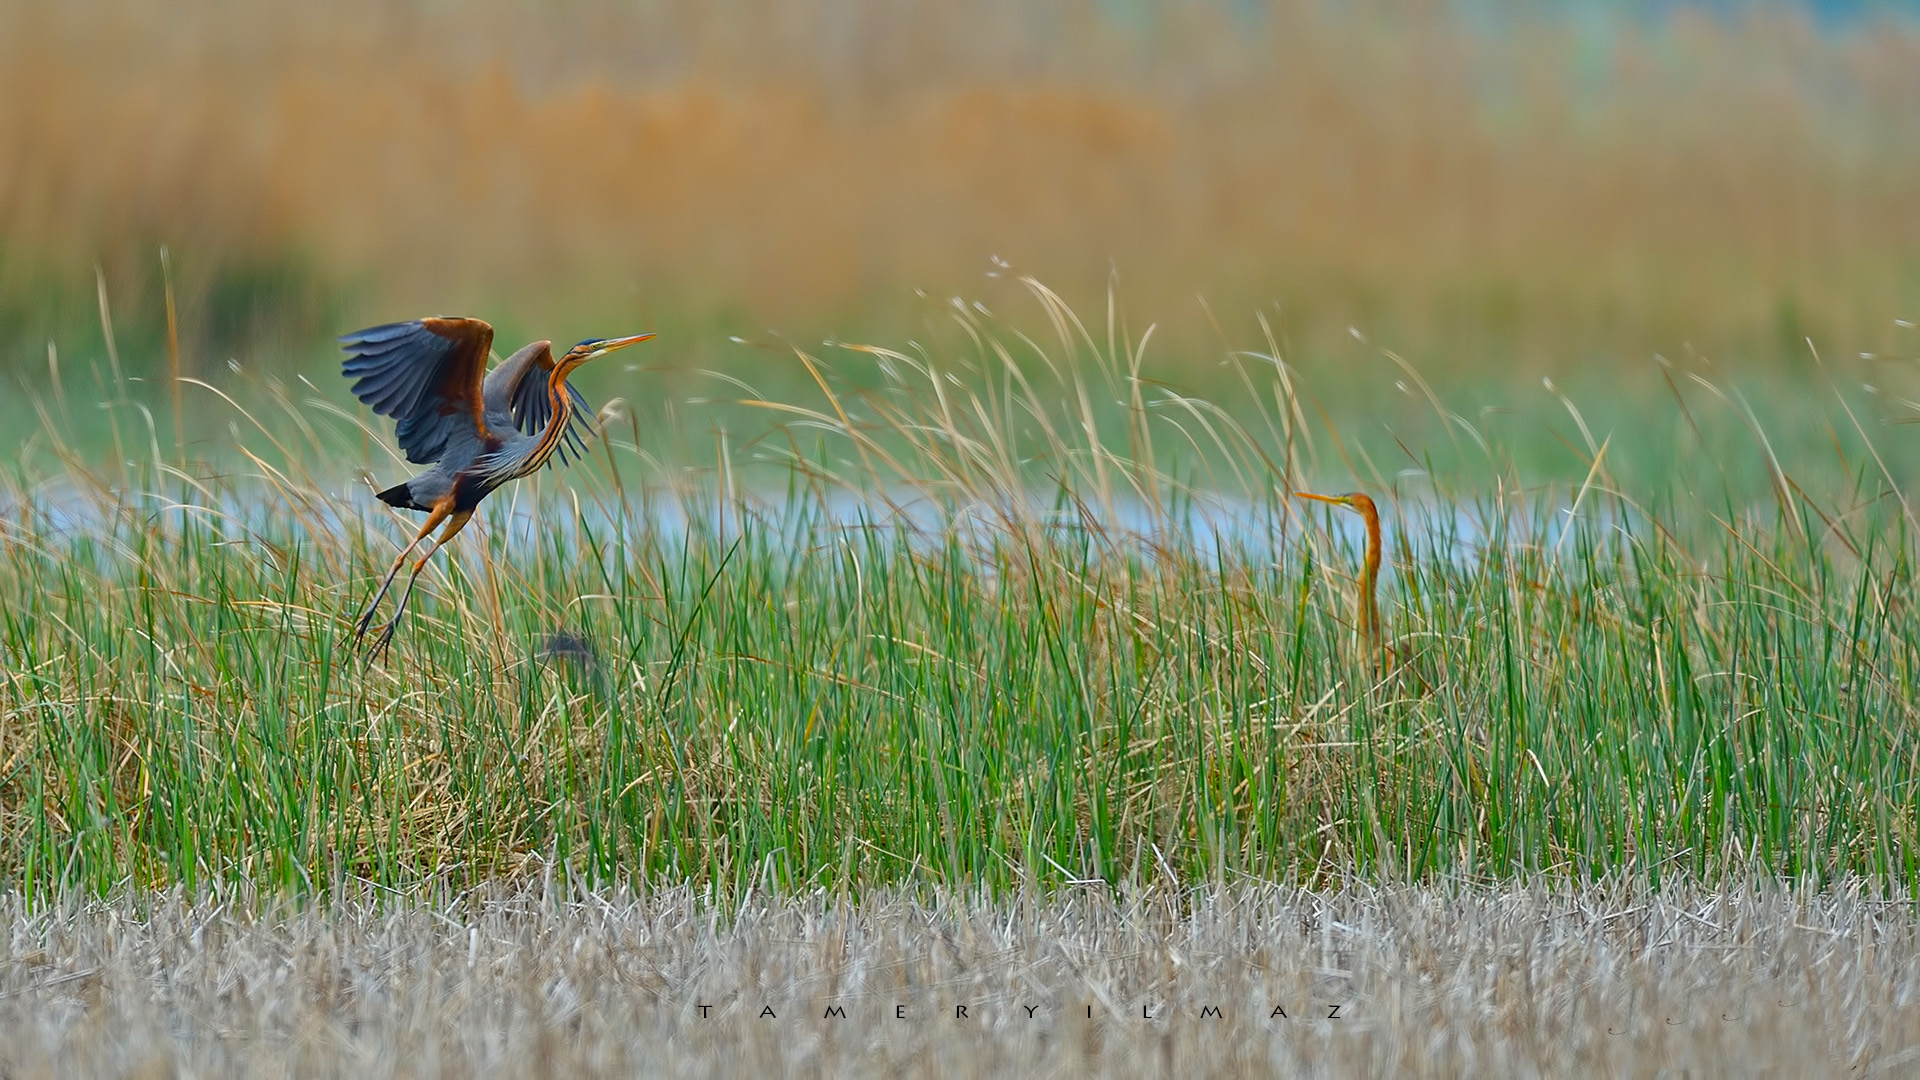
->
[1,284,1916,898]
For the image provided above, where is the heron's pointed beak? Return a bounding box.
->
[587,333,656,359]
[1293,491,1349,508]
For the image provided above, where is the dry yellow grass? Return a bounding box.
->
[4,0,1918,368]
[4,878,1915,1077]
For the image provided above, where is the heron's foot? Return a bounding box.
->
[351,603,381,642]
[364,616,404,663]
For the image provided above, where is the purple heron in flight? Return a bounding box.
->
[341,316,654,652]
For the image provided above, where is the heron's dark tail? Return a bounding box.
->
[376,481,427,511]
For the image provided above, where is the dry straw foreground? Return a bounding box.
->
[3,878,1916,1077]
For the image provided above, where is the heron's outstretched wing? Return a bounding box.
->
[340,317,494,464]
[507,350,597,467]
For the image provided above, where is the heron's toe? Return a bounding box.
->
[368,620,403,659]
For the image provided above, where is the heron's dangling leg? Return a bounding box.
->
[354,503,451,641]
[367,508,477,657]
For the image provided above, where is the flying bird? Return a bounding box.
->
[341,316,654,653]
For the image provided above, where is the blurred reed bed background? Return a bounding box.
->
[3,0,1919,388]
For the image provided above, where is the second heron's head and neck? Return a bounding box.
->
[1294,490,1382,647]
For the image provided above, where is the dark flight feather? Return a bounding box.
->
[340,317,494,464]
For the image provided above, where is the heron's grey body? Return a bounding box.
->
[380,340,594,508]
[342,320,596,513]
[338,316,652,652]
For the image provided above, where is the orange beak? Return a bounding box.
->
[1293,491,1351,508]
[559,333,656,376]
[588,333,656,358]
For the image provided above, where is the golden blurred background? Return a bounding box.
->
[3,0,1918,381]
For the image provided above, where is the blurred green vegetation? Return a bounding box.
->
[7,256,1917,519]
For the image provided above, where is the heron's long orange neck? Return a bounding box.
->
[520,360,581,476]
[1296,490,1386,651]
[1350,494,1382,648]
